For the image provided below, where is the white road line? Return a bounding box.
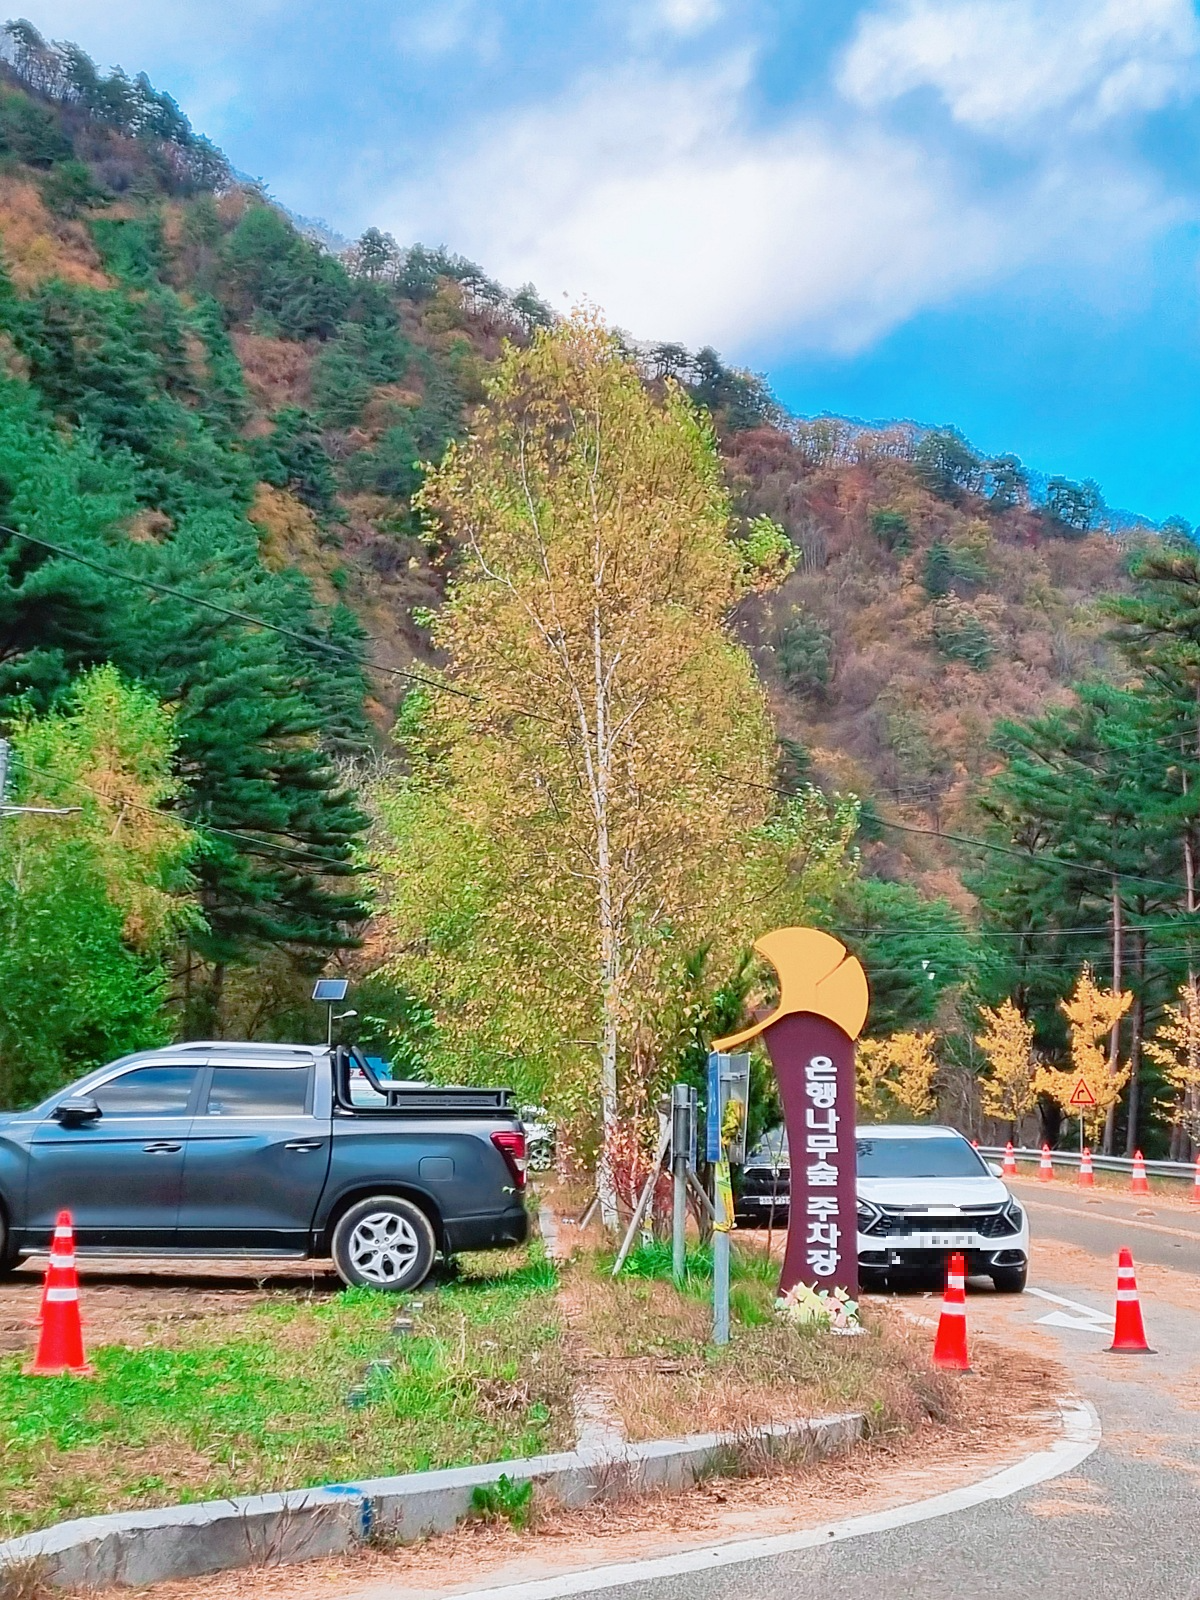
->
[1026,1286,1113,1329]
[348,1400,1100,1600]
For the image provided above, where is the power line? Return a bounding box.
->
[9,525,1198,903]
[733,772,1187,895]
[0,524,475,703]
[843,918,1200,941]
[14,752,367,876]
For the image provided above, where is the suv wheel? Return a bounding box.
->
[991,1263,1027,1294]
[331,1197,436,1291]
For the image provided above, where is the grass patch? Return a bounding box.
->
[0,1249,571,1539]
[574,1237,954,1444]
[469,1473,535,1530]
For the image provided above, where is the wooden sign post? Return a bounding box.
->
[713,928,869,1299]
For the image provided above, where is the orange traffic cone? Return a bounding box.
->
[36,1210,78,1323]
[1108,1247,1153,1354]
[1078,1148,1094,1188]
[932,1252,971,1371]
[1002,1142,1018,1178]
[24,1210,92,1376]
[1038,1144,1054,1182]
[1192,1154,1200,1206]
[1130,1150,1150,1195]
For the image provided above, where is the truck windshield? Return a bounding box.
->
[856,1137,987,1178]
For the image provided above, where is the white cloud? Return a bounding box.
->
[839,0,1200,133]
[6,1,287,134]
[397,0,501,59]
[373,57,1179,355]
[10,1,285,62]
[654,0,723,34]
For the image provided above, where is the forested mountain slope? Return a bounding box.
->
[0,20,1184,1147]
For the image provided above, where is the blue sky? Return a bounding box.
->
[19,0,1200,523]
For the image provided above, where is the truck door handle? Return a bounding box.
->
[143,1141,182,1153]
[284,1139,325,1152]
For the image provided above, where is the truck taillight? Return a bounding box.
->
[491,1130,527,1190]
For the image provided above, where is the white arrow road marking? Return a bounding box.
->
[1026,1285,1113,1330]
[1036,1311,1115,1330]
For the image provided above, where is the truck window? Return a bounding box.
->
[205,1066,311,1116]
[92,1066,200,1116]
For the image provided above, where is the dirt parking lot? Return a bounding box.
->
[0,1256,342,1358]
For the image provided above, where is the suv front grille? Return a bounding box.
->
[860,1205,1018,1239]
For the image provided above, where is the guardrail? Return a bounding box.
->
[978,1145,1195,1180]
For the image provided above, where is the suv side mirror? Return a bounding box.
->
[987,1160,1003,1178]
[55,1096,101,1125]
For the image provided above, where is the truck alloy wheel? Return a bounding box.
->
[331,1197,436,1291]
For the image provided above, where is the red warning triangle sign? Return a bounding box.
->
[1069,1077,1097,1107]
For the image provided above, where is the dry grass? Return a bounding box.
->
[231,330,313,412]
[248,484,341,604]
[562,1246,959,1444]
[0,1558,54,1600]
[0,176,107,289]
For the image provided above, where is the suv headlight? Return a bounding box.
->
[856,1199,881,1231]
[1003,1198,1024,1229]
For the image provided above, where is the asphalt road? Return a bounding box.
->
[394,1184,1200,1600]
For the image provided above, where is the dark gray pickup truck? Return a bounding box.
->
[0,1041,529,1290]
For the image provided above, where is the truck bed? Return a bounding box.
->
[333,1047,517,1116]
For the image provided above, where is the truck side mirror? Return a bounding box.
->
[55,1096,101,1125]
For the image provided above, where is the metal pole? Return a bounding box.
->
[671,1084,688,1282]
[712,1164,730,1346]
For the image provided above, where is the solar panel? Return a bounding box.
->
[311,978,349,1003]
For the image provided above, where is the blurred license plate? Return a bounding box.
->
[912,1232,973,1248]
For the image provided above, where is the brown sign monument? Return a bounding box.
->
[713,928,869,1299]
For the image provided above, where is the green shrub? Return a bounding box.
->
[470,1474,535,1529]
[930,601,995,669]
[0,87,71,167]
[776,609,832,696]
[870,508,910,552]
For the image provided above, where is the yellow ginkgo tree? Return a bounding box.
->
[1145,978,1200,1144]
[1035,967,1132,1143]
[857,1031,939,1120]
[976,999,1037,1132]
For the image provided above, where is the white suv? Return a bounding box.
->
[856,1124,1028,1292]
[736,1122,1029,1292]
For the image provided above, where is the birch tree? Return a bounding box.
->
[376,315,831,1224]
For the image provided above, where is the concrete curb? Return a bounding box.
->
[0,1412,863,1591]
